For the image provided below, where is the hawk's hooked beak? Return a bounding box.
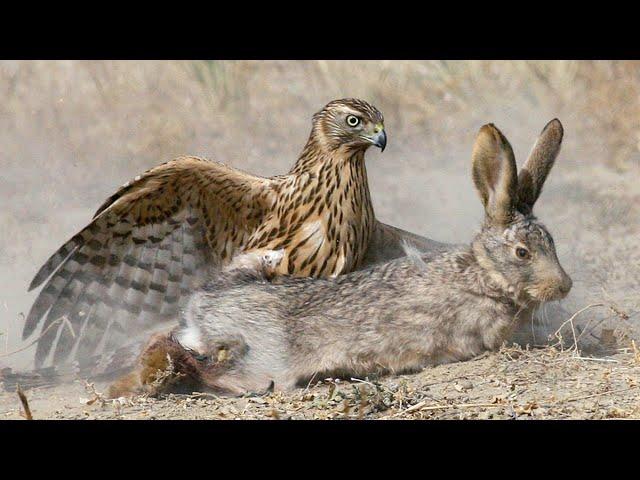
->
[371,124,387,152]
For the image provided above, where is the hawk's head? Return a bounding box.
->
[312,98,386,153]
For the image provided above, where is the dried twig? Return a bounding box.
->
[561,385,639,404]
[349,377,379,388]
[189,391,221,400]
[395,401,499,416]
[632,340,640,364]
[419,402,500,411]
[147,354,185,395]
[302,371,319,393]
[401,400,427,414]
[0,315,75,358]
[82,381,107,407]
[570,356,619,363]
[16,384,33,420]
[577,301,631,343]
[553,303,605,352]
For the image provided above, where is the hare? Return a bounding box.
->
[107,120,571,398]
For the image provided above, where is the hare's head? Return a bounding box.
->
[471,120,572,305]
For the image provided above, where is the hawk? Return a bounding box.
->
[22,98,436,370]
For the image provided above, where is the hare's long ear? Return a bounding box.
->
[472,124,518,226]
[517,119,563,212]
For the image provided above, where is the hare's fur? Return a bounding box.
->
[109,120,572,398]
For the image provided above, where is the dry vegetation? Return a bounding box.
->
[1,61,639,418]
[2,345,640,420]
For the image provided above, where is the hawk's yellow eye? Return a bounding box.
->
[346,115,360,127]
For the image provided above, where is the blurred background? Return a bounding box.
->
[1,60,639,368]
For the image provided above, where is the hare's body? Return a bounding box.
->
[108,120,572,398]
[169,247,530,394]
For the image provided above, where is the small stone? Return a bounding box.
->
[454,380,473,392]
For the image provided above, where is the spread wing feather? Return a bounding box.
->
[24,157,276,368]
[359,221,452,269]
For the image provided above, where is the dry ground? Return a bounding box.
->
[2,346,640,420]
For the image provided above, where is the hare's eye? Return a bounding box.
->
[346,115,360,127]
[516,247,530,259]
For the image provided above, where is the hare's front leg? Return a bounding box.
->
[202,371,276,397]
[195,337,277,397]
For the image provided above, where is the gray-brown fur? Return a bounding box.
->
[111,120,572,397]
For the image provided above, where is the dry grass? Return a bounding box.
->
[3,344,640,420]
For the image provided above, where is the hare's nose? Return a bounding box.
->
[558,273,573,296]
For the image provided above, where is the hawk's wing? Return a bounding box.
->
[360,221,453,269]
[24,157,276,368]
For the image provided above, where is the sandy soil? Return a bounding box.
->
[2,346,639,420]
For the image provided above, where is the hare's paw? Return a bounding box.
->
[207,374,276,397]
